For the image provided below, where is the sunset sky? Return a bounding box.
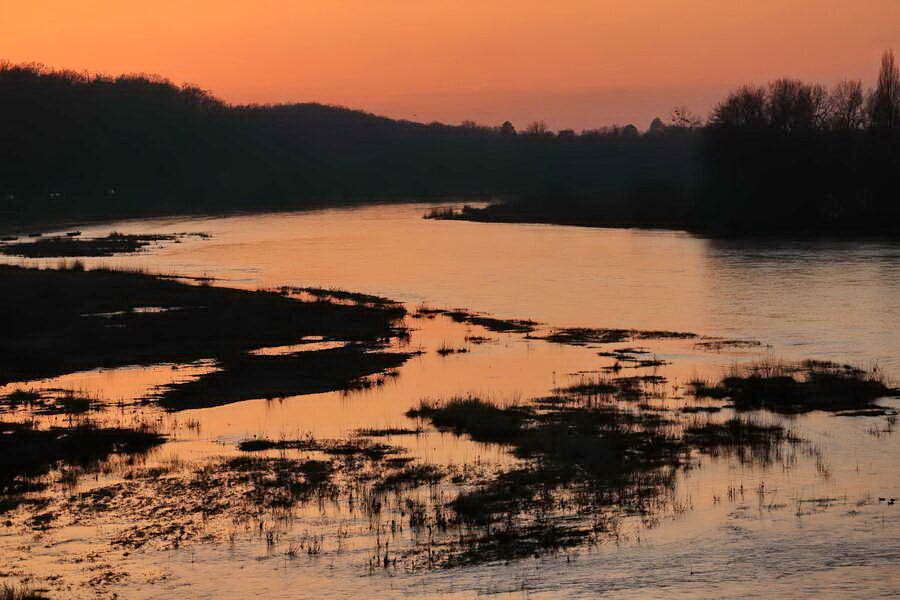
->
[3,1,899,130]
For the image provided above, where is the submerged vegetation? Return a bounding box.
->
[0,421,164,513]
[402,385,808,566]
[536,327,696,346]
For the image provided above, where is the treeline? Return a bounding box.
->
[0,62,695,227]
[1,52,898,235]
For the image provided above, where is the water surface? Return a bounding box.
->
[2,203,898,599]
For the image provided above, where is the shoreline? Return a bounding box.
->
[0,195,494,238]
[425,203,900,240]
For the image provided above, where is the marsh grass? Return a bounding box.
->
[1,389,42,408]
[238,436,403,461]
[1,388,103,416]
[689,360,897,412]
[0,420,165,513]
[436,342,468,356]
[354,427,424,437]
[276,286,403,312]
[413,307,538,333]
[693,338,766,352]
[400,381,816,567]
[376,464,445,490]
[684,418,800,447]
[0,232,201,258]
[539,327,696,346]
[0,585,48,600]
[406,396,528,442]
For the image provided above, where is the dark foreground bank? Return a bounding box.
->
[0,264,411,408]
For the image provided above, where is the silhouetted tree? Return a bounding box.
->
[524,120,551,136]
[710,85,767,129]
[498,120,516,135]
[669,106,702,130]
[827,80,865,131]
[869,50,900,131]
[767,79,826,133]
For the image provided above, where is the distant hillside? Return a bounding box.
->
[0,62,697,227]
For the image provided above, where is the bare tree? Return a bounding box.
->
[767,79,826,133]
[524,120,551,136]
[669,105,702,129]
[826,80,865,131]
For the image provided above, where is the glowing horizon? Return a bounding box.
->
[3,1,899,130]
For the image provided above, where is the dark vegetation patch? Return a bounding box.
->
[436,343,468,356]
[402,382,810,567]
[683,418,803,465]
[0,232,208,258]
[684,418,799,448]
[0,266,408,401]
[404,393,685,566]
[687,378,732,400]
[66,456,344,551]
[423,198,694,231]
[693,338,767,352]
[689,360,898,413]
[155,348,411,410]
[237,436,403,461]
[833,408,897,417]
[276,286,402,310]
[47,434,454,558]
[1,388,100,415]
[407,397,529,444]
[0,421,164,513]
[536,327,696,346]
[376,464,445,490]
[0,585,50,600]
[596,347,670,371]
[680,406,724,414]
[354,427,424,437]
[553,374,667,403]
[412,307,538,333]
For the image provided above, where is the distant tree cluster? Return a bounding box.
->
[699,51,900,234]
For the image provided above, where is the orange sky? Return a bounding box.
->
[2,1,898,130]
